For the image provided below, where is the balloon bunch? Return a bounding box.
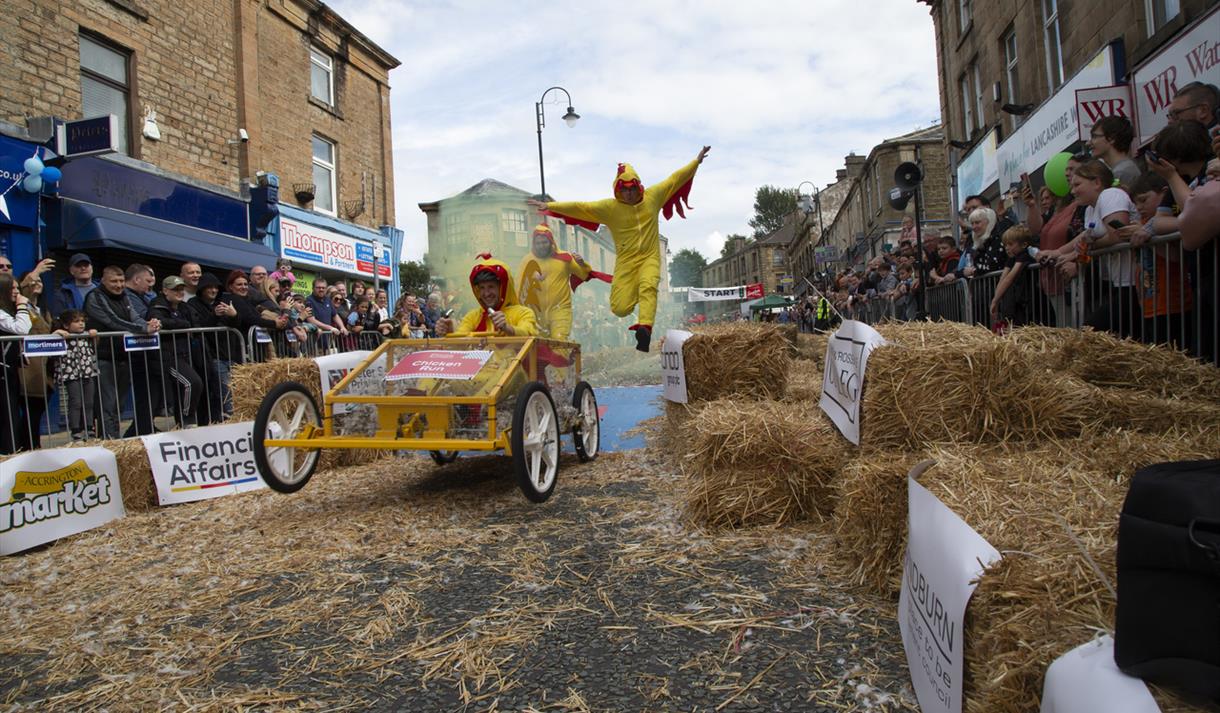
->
[19,154,62,194]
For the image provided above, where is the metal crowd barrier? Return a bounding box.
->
[0,327,246,454]
[245,326,385,362]
[909,234,1215,366]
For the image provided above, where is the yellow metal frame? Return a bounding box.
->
[263,336,581,454]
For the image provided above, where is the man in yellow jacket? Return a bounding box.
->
[528,145,711,352]
[435,253,539,338]
[518,224,612,341]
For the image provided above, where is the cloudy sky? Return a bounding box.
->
[326,0,942,262]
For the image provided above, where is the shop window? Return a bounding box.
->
[311,135,336,215]
[79,33,131,155]
[310,47,334,106]
[1145,0,1180,36]
[1043,0,1065,91]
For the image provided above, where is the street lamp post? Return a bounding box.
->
[535,86,580,197]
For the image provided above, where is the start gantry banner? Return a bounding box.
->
[0,447,125,555]
[687,284,764,302]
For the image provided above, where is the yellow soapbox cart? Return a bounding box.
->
[250,333,600,503]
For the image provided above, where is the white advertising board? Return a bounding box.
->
[143,421,267,506]
[1,447,125,555]
[281,216,393,280]
[818,320,886,445]
[955,128,999,200]
[315,350,384,415]
[899,460,1002,713]
[661,329,693,403]
[1131,5,1220,146]
[1076,85,1136,142]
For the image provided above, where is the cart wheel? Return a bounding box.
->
[571,381,600,462]
[253,381,322,494]
[429,450,459,465]
[511,381,560,503]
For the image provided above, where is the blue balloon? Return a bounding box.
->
[23,157,43,176]
[22,175,43,193]
[39,166,61,183]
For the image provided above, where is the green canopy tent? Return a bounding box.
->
[749,294,793,312]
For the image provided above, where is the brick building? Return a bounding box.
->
[0,0,402,301]
[817,125,951,273]
[922,0,1218,222]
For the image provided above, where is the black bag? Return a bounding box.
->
[1115,458,1220,702]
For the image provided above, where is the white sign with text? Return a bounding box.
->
[0,447,125,555]
[1076,85,1135,142]
[1040,635,1158,713]
[661,329,693,403]
[143,421,267,506]
[818,320,886,445]
[899,461,1002,713]
[315,350,384,415]
[1131,5,1220,146]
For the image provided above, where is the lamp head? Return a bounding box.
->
[562,107,580,127]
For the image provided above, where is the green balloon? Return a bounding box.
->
[1044,152,1073,197]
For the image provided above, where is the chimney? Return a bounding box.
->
[835,169,848,181]
[844,152,866,180]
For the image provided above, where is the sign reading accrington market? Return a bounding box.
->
[280,216,393,279]
[0,447,125,555]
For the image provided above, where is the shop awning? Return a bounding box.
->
[55,199,276,271]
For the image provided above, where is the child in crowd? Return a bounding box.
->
[931,236,961,284]
[1128,172,1192,348]
[989,225,1038,332]
[52,309,99,441]
[347,296,380,338]
[277,293,309,354]
[269,259,295,288]
[894,264,915,320]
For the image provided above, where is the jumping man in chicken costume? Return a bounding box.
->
[518,224,612,341]
[528,145,711,352]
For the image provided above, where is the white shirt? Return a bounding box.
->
[1084,188,1138,288]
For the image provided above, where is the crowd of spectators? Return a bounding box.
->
[801,81,1218,364]
[0,253,451,453]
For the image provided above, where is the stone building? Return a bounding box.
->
[921,0,1218,211]
[0,0,401,299]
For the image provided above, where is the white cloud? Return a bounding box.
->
[326,0,941,262]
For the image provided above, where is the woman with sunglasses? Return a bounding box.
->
[0,273,33,453]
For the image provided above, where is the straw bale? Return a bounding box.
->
[860,324,1094,449]
[782,358,823,403]
[1009,326,1220,403]
[682,323,791,402]
[684,399,848,528]
[795,331,828,365]
[831,428,1219,712]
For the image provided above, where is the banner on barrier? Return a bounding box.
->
[143,422,267,506]
[385,349,492,382]
[899,461,1002,713]
[0,447,125,555]
[23,335,67,357]
[661,329,693,403]
[124,334,161,352]
[819,320,886,445]
[314,350,384,415]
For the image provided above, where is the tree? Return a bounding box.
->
[669,248,708,288]
[748,185,798,239]
[398,259,432,297]
[720,233,749,259]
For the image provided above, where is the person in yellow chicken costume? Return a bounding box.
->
[528,145,711,352]
[434,253,538,338]
[517,224,612,341]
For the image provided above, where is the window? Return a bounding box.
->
[973,63,985,133]
[311,135,336,215]
[772,251,784,267]
[79,34,131,154]
[502,209,527,234]
[445,212,466,244]
[1145,0,1181,36]
[1043,0,1065,91]
[958,0,972,33]
[960,72,976,134]
[310,47,334,106]
[1003,28,1022,130]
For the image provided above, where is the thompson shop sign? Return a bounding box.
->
[280,217,392,280]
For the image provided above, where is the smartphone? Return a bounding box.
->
[442,308,454,319]
[1020,172,1032,192]
[1144,149,1160,163]
[1107,219,1126,230]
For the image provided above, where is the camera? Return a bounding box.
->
[238,128,249,143]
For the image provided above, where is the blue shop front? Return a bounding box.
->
[0,133,49,276]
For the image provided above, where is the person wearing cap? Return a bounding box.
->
[527,145,711,352]
[56,253,99,315]
[516,224,611,341]
[434,253,538,338]
[148,276,203,427]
